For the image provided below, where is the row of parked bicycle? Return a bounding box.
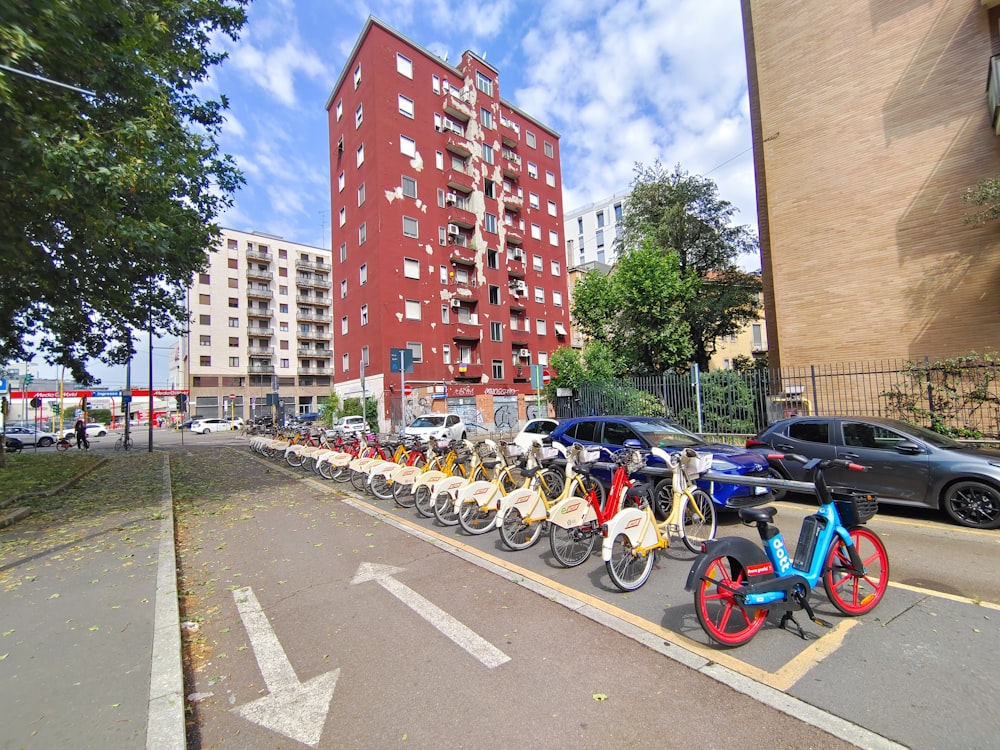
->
[246,432,890,647]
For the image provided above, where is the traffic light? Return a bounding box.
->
[175,394,188,412]
[24,374,33,385]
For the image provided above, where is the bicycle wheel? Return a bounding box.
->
[393,480,417,508]
[332,463,351,482]
[414,486,435,517]
[317,459,336,480]
[539,468,564,502]
[433,492,460,526]
[823,526,889,616]
[286,451,305,468]
[681,489,718,553]
[56,439,71,452]
[694,554,768,647]
[498,507,543,550]
[114,437,123,452]
[350,468,369,492]
[576,475,606,506]
[605,533,655,591]
[549,524,597,568]
[458,501,497,535]
[370,473,394,500]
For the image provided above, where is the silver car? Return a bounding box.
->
[748,416,1000,529]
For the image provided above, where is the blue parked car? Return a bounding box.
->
[548,416,771,518]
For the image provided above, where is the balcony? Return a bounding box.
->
[247,287,273,300]
[246,268,273,281]
[295,258,331,272]
[447,205,476,229]
[298,330,332,342]
[298,347,332,358]
[247,346,274,356]
[297,367,331,376]
[505,229,523,246]
[247,326,274,336]
[246,306,273,318]
[500,117,520,148]
[454,363,483,381]
[449,244,478,266]
[445,131,473,158]
[502,155,521,180]
[446,168,475,194]
[296,274,331,289]
[989,55,1000,135]
[296,294,331,307]
[246,248,271,262]
[501,193,522,212]
[443,87,473,122]
[248,364,275,374]
[295,310,332,323]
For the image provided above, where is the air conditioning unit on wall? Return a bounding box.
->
[446,193,458,205]
[450,298,462,308]
[518,348,530,358]
[513,280,528,294]
[447,223,460,235]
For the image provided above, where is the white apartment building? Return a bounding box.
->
[563,190,629,269]
[181,228,334,421]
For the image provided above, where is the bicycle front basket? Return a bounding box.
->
[682,452,714,480]
[831,489,878,526]
[502,443,524,459]
[538,446,560,461]
[579,448,601,464]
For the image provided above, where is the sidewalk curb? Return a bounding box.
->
[146,452,185,750]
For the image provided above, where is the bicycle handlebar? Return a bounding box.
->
[767,453,867,473]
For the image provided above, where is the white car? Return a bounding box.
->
[326,415,370,438]
[189,418,234,434]
[511,418,559,453]
[6,425,60,447]
[403,413,466,442]
[60,422,109,439]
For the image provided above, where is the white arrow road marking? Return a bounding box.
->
[231,586,339,748]
[351,562,510,669]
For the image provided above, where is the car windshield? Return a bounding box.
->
[410,416,444,428]
[630,419,704,448]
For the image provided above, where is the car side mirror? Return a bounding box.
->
[894,441,924,455]
[623,439,642,448]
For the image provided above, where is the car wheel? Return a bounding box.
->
[766,466,787,501]
[37,437,54,448]
[201,428,211,435]
[98,430,107,437]
[652,479,673,522]
[461,431,467,440]
[942,481,1000,529]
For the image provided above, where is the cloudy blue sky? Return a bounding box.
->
[33,0,757,387]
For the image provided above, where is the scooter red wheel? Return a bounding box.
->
[694,555,768,647]
[823,526,889,616]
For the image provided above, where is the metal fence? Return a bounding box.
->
[554,357,1000,438]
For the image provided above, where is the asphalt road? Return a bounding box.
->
[167,434,1000,749]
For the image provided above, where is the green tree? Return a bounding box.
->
[616,162,762,370]
[0,0,247,383]
[571,244,696,375]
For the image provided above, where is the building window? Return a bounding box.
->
[480,108,493,129]
[404,257,420,279]
[353,64,361,89]
[198,293,210,305]
[339,243,347,263]
[199,314,211,325]
[549,230,559,246]
[525,130,536,148]
[438,226,447,245]
[489,284,500,304]
[278,285,287,296]
[553,290,563,307]
[340,316,348,334]
[360,263,367,284]
[340,280,347,298]
[228,317,239,328]
[359,223,367,245]
[400,135,416,157]
[338,207,346,227]
[356,144,364,166]
[546,171,556,187]
[614,202,623,222]
[536,319,547,335]
[436,151,444,170]
[358,183,366,205]
[279,303,288,313]
[407,341,423,363]
[532,254,543,271]
[529,192,539,209]
[481,143,494,164]
[198,272,210,284]
[228,297,239,308]
[199,335,211,346]
[547,200,557,216]
[442,344,451,364]
[396,53,412,78]
[355,104,363,128]
[280,358,289,368]
[492,360,503,380]
[534,286,544,303]
[544,141,554,158]
[596,229,605,248]
[398,94,414,118]
[530,224,542,241]
[490,321,502,341]
[227,356,238,367]
[475,71,493,96]
[405,299,421,320]
[487,249,498,269]
[335,100,342,121]
[359,304,368,326]
[338,172,345,191]
[432,74,440,94]
[402,175,417,198]
[441,304,450,324]
[342,353,350,372]
[752,324,763,349]
[484,213,497,233]
[228,336,239,347]
[403,216,418,238]
[538,351,548,366]
[527,162,538,179]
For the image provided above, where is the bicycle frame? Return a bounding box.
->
[495,443,591,526]
[548,446,631,531]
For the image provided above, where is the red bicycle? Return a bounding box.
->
[547,446,648,567]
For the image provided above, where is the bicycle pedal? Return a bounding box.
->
[812,617,833,628]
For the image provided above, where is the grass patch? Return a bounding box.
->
[0,452,102,502]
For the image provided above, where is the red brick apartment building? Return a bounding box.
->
[742,0,1000,369]
[326,18,568,426]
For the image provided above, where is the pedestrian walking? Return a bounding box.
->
[74,419,89,450]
